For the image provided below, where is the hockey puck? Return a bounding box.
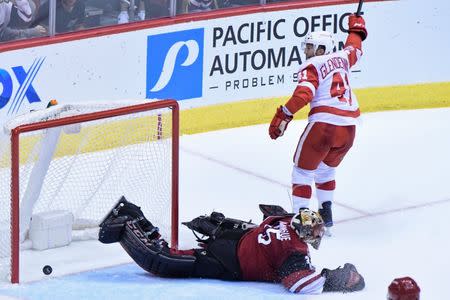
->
[43,265,52,275]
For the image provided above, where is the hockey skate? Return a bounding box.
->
[318,201,333,237]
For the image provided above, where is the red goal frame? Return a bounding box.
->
[9,100,179,283]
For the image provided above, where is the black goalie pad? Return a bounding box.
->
[120,220,196,277]
[206,238,242,280]
[98,196,159,244]
[99,215,131,244]
[99,197,132,244]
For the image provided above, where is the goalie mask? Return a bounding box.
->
[301,31,335,55]
[290,209,325,250]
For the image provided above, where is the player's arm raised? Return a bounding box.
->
[344,14,367,67]
[268,64,318,139]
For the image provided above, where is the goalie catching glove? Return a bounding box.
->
[321,263,365,293]
[269,106,293,140]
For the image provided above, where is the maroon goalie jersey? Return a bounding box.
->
[237,216,325,294]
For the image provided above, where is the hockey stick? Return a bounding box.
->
[356,0,364,16]
[259,204,294,219]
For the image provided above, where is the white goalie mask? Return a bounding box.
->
[301,31,335,55]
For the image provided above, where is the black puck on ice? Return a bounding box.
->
[43,265,52,275]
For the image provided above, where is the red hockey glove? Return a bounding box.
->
[269,106,293,140]
[321,263,365,293]
[348,14,367,41]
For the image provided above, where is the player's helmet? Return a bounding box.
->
[387,277,420,300]
[290,209,325,250]
[301,31,335,55]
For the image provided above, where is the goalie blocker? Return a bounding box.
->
[99,198,365,294]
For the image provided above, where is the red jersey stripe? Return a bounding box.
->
[309,106,360,118]
[282,270,314,290]
[294,273,324,293]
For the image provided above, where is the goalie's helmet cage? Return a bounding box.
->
[290,209,325,250]
[301,31,335,55]
[387,277,420,300]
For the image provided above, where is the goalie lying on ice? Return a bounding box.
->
[98,197,365,294]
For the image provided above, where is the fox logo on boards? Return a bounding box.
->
[0,58,45,115]
[146,28,204,100]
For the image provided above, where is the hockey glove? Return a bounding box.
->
[269,106,293,140]
[348,14,367,41]
[321,263,365,293]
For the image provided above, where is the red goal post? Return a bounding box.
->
[3,100,179,283]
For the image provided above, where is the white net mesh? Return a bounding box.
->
[0,101,177,282]
[0,131,12,281]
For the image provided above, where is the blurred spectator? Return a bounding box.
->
[142,0,168,19]
[37,0,85,33]
[117,0,146,23]
[55,0,85,32]
[218,0,258,8]
[179,0,218,13]
[1,0,47,42]
[79,0,115,27]
[178,0,259,13]
[9,0,37,27]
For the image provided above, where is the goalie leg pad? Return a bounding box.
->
[99,196,159,243]
[120,221,196,277]
[99,215,131,244]
[99,197,132,243]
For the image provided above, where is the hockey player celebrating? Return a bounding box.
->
[99,197,365,294]
[268,14,368,234]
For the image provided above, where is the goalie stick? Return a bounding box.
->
[259,204,294,220]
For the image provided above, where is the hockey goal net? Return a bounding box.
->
[0,100,179,283]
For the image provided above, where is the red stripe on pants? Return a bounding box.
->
[315,180,336,191]
[292,184,312,198]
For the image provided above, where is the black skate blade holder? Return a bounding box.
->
[102,196,161,240]
[98,196,132,244]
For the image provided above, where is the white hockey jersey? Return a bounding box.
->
[285,38,362,126]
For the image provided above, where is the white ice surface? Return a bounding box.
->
[0,108,449,299]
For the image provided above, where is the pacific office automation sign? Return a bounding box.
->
[146,29,204,101]
[145,6,359,102]
[204,8,359,101]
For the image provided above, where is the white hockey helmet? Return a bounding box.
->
[301,31,335,55]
